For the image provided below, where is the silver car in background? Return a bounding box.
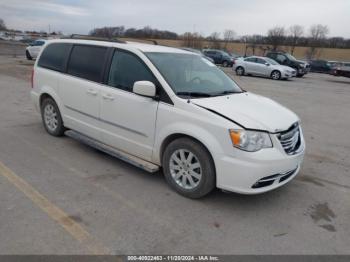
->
[234,56,296,80]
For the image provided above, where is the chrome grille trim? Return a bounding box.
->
[251,167,298,188]
[277,123,301,155]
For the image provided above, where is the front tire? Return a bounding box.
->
[236,66,245,76]
[271,70,281,80]
[162,138,216,199]
[222,60,229,67]
[41,98,65,137]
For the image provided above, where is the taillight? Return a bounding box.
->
[31,69,34,88]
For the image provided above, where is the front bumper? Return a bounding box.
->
[298,67,309,75]
[282,71,297,78]
[215,133,305,194]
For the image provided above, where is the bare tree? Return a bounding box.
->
[0,18,7,31]
[267,26,285,50]
[307,24,329,59]
[289,25,303,55]
[90,27,115,38]
[223,29,236,49]
[242,35,264,56]
[208,32,221,49]
[181,32,204,49]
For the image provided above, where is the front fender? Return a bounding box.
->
[152,121,226,166]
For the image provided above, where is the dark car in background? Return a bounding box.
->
[309,60,332,73]
[331,62,350,78]
[266,51,310,77]
[181,47,215,63]
[203,49,235,67]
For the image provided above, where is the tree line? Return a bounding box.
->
[2,16,350,52]
[89,24,350,51]
[89,26,177,40]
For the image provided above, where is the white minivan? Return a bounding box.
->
[31,38,305,198]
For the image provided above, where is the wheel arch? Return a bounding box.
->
[38,89,65,124]
[40,93,54,107]
[159,133,217,172]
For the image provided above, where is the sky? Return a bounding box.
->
[0,0,350,38]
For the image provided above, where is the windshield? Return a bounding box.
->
[221,51,231,57]
[285,53,297,61]
[146,52,242,97]
[264,57,279,65]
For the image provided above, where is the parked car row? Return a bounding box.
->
[265,51,310,77]
[307,59,350,78]
[331,62,350,78]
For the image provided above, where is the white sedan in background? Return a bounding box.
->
[26,39,47,60]
[234,56,296,80]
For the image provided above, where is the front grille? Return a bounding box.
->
[277,123,301,155]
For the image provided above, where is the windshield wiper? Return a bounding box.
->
[176,92,212,98]
[212,90,242,96]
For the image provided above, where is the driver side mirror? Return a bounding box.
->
[133,81,156,98]
[265,63,270,66]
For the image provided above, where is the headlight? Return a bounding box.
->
[229,129,272,152]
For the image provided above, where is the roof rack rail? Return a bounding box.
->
[124,38,158,45]
[63,34,126,44]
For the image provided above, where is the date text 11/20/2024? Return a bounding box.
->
[127,255,220,261]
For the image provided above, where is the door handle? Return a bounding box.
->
[86,89,98,96]
[102,94,115,101]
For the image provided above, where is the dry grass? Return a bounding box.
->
[123,38,350,61]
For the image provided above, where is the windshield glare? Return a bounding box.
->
[285,53,297,61]
[146,52,242,97]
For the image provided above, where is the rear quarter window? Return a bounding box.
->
[38,43,71,72]
[67,45,108,82]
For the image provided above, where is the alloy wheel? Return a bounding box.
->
[44,104,58,132]
[271,71,281,80]
[169,149,202,190]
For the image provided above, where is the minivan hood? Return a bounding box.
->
[192,92,299,133]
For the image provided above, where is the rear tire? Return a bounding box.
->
[26,50,32,60]
[236,66,245,76]
[162,138,216,199]
[41,98,65,137]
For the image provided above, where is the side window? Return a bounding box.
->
[276,54,287,63]
[67,45,107,82]
[256,58,266,64]
[108,50,157,92]
[245,57,256,63]
[38,43,71,72]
